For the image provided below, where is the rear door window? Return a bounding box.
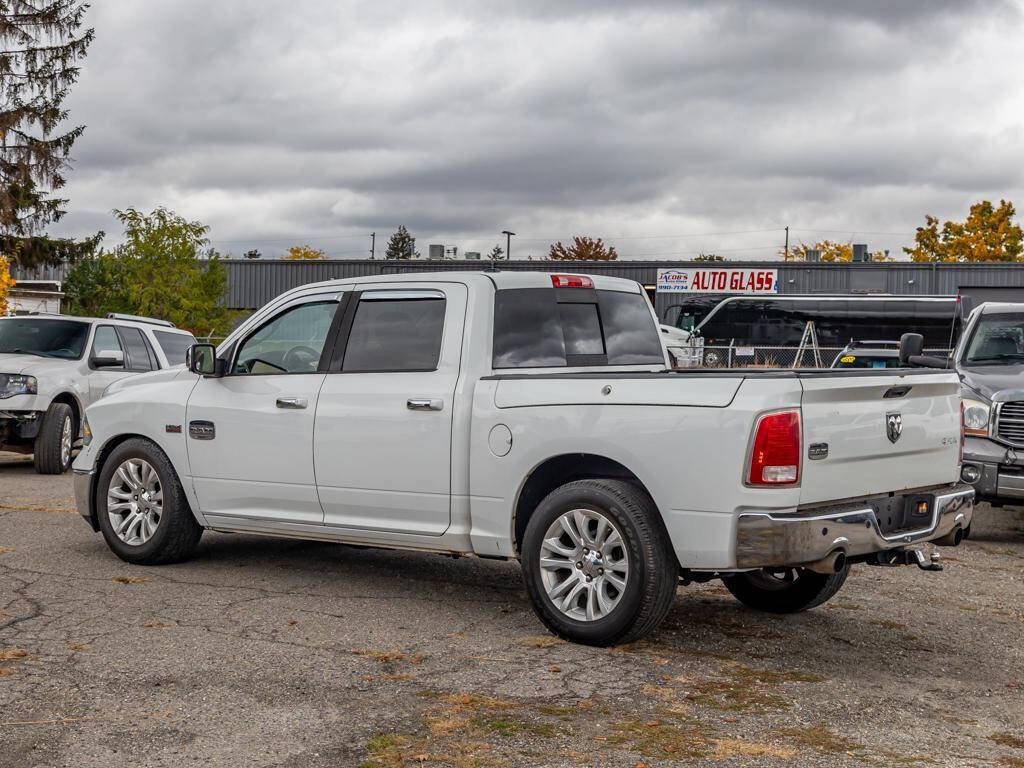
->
[117,327,157,372]
[341,293,446,372]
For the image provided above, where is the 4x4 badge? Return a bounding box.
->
[886,412,902,444]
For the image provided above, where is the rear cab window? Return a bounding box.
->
[493,283,665,369]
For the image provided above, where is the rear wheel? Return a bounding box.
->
[33,402,75,474]
[723,565,849,614]
[520,479,678,646]
[96,438,202,565]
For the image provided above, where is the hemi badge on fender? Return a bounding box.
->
[188,421,216,440]
[165,424,182,434]
[808,443,829,460]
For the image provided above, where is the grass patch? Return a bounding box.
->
[359,732,418,768]
[782,725,860,754]
[607,716,716,761]
[0,647,30,677]
[684,663,824,713]
[516,635,562,648]
[993,733,1024,749]
[471,715,556,738]
[711,737,796,760]
[608,717,795,761]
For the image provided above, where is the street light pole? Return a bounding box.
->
[502,230,515,260]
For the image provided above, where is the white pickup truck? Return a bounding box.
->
[72,272,973,645]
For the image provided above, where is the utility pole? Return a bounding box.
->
[502,230,515,260]
[784,225,789,260]
[369,232,375,260]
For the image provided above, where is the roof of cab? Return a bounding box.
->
[292,270,643,295]
[974,301,1024,315]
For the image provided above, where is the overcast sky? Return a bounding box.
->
[49,0,1024,260]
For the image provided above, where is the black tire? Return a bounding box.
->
[723,565,849,614]
[95,438,202,565]
[520,479,678,647]
[33,402,75,474]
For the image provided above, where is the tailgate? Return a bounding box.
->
[798,371,961,505]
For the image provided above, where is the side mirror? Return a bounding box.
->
[187,343,220,376]
[898,333,924,366]
[92,349,125,368]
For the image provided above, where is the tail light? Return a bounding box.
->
[551,274,593,289]
[747,410,801,486]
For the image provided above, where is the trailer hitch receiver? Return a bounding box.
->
[867,548,943,571]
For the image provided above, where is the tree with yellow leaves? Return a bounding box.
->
[0,254,14,315]
[904,200,1023,262]
[285,245,327,260]
[783,240,890,262]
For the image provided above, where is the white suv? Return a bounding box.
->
[0,313,197,474]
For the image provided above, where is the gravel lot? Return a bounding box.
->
[1,452,1022,768]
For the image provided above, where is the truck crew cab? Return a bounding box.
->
[73,273,972,645]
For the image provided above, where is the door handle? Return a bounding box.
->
[407,398,443,411]
[276,397,308,409]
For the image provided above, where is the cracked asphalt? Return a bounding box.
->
[1,452,1023,768]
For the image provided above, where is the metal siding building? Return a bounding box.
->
[14,259,1024,318]
[215,260,1024,318]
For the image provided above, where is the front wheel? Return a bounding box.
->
[33,402,75,474]
[722,565,849,614]
[520,479,678,647]
[96,438,202,565]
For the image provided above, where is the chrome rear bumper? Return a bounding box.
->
[735,485,974,569]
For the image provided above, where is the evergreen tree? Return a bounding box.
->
[488,244,505,261]
[384,225,419,260]
[1,1,96,268]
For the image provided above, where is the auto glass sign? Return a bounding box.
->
[656,268,778,294]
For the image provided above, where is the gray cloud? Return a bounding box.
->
[48,0,1024,260]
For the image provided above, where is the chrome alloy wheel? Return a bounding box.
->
[107,459,163,545]
[538,508,629,622]
[60,414,72,468]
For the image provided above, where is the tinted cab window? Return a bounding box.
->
[493,287,664,368]
[342,293,446,372]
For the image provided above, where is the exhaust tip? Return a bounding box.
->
[805,549,846,574]
[934,526,964,547]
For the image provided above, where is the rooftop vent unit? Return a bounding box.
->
[428,244,445,260]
